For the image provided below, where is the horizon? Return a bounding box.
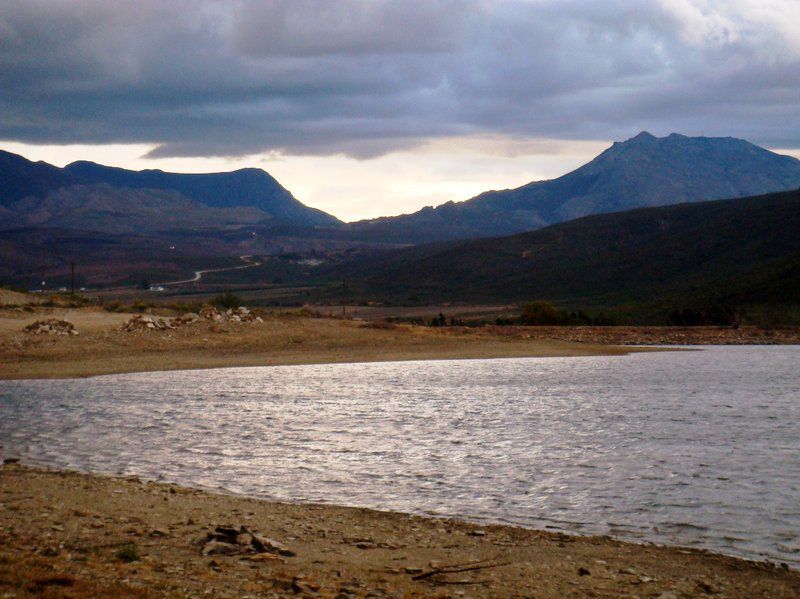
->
[2,1,799,221]
[4,132,799,223]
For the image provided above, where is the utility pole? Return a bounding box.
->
[70,261,76,295]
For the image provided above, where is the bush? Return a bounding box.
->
[104,301,122,312]
[131,300,151,313]
[115,543,140,563]
[519,300,565,325]
[211,291,243,309]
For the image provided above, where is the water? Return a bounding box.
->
[1,346,798,566]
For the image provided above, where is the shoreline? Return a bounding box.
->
[1,463,797,598]
[0,308,651,380]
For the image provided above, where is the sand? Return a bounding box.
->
[0,307,639,380]
[1,464,797,598]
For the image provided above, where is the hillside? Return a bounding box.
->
[0,150,340,232]
[346,133,800,242]
[0,150,82,206]
[343,189,800,311]
[65,161,339,227]
[8,184,271,234]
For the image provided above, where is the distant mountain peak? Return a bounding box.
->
[347,132,800,243]
[630,131,656,141]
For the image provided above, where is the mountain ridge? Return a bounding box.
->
[345,132,800,242]
[340,187,800,311]
[0,150,340,232]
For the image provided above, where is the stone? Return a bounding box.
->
[249,531,296,556]
[23,319,77,336]
[201,540,241,556]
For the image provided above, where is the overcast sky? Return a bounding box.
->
[2,0,799,221]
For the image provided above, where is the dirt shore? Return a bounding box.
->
[0,307,640,380]
[489,325,800,346]
[1,464,797,598]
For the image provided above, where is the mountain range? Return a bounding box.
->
[2,132,800,308]
[0,150,340,233]
[3,132,800,243]
[346,132,800,242]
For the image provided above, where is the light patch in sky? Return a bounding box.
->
[0,137,610,222]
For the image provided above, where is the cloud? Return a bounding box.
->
[1,0,799,158]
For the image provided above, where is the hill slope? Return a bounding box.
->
[0,150,340,231]
[65,161,339,227]
[347,132,800,242]
[0,150,82,206]
[347,188,800,309]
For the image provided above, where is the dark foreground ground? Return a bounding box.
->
[1,464,798,598]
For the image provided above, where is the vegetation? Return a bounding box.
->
[211,291,243,309]
[333,189,800,326]
[115,543,140,563]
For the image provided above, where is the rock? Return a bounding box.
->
[122,314,175,332]
[249,530,296,556]
[201,540,242,556]
[467,529,486,537]
[292,578,319,594]
[356,542,377,549]
[3,458,20,465]
[23,319,77,336]
[198,525,296,558]
[578,567,591,576]
[696,578,722,594]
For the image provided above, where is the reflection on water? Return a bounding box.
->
[1,346,798,566]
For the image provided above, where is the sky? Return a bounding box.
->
[2,0,799,221]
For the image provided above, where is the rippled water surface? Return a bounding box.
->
[1,347,798,566]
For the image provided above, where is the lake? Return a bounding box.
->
[1,346,798,566]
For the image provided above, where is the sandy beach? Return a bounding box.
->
[1,464,798,598]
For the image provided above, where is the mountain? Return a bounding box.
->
[8,184,271,234]
[346,132,800,242]
[0,150,82,205]
[65,160,339,227]
[0,150,340,232]
[340,188,800,310]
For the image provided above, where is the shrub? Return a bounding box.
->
[115,543,140,563]
[519,300,565,325]
[131,300,151,313]
[211,291,243,309]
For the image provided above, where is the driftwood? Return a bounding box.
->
[411,555,511,581]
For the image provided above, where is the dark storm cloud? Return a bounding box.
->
[1,0,799,157]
